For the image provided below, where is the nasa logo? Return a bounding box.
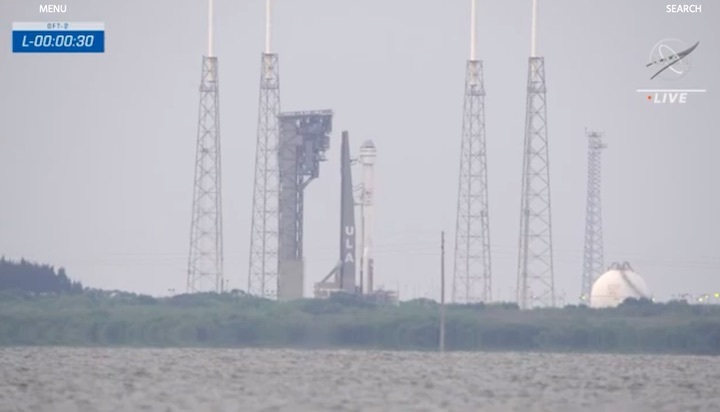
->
[646,38,697,81]
[643,38,701,104]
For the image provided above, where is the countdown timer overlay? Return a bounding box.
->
[12,22,105,53]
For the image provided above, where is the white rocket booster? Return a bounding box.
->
[359,140,376,293]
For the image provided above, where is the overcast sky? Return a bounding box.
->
[0,0,718,303]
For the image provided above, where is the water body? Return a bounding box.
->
[1,348,719,411]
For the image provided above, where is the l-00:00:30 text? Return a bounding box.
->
[22,34,95,48]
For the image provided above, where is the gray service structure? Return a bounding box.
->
[277,110,333,300]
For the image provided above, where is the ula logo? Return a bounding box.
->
[641,38,702,104]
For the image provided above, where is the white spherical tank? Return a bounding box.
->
[590,262,651,308]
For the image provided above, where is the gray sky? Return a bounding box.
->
[0,0,718,303]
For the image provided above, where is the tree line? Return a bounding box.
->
[0,258,83,294]
[1,288,719,355]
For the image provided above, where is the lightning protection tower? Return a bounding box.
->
[248,0,281,299]
[187,0,224,293]
[581,130,606,304]
[453,0,492,304]
[516,0,555,309]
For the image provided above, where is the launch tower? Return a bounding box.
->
[453,0,492,304]
[248,0,281,299]
[278,110,333,300]
[581,131,606,304]
[187,0,224,293]
[516,0,555,309]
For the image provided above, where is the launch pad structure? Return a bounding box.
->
[277,110,333,301]
[187,0,224,294]
[516,0,555,309]
[248,0,281,299]
[581,131,606,304]
[453,0,492,304]
[201,0,561,307]
[245,1,372,302]
[188,0,615,309]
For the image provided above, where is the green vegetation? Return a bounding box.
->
[0,258,83,294]
[2,258,719,354]
[1,290,719,354]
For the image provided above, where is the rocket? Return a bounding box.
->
[338,131,357,293]
[313,131,357,297]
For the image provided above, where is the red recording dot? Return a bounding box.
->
[647,95,652,100]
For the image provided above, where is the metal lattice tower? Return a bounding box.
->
[453,0,491,304]
[187,2,223,293]
[248,1,281,298]
[517,0,554,309]
[581,131,606,304]
[452,1,492,303]
[248,53,280,298]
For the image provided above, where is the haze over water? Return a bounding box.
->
[2,348,719,411]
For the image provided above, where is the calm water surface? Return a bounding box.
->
[1,348,719,411]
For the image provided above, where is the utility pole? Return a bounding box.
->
[440,231,446,353]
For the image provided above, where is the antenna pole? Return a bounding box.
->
[208,0,214,57]
[530,0,538,57]
[470,0,477,61]
[265,0,272,54]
